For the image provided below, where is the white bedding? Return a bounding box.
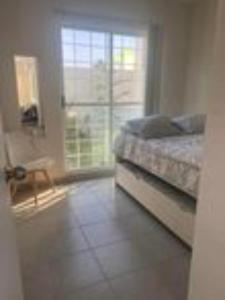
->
[114,132,204,198]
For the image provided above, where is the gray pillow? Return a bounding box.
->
[172,114,206,134]
[126,115,182,139]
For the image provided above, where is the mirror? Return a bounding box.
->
[14,56,43,127]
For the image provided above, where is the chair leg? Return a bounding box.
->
[42,169,55,192]
[31,171,38,205]
[8,179,18,201]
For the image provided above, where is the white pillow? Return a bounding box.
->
[126,115,182,139]
[172,114,206,134]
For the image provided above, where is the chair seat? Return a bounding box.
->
[5,130,56,204]
[22,157,55,171]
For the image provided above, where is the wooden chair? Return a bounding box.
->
[5,130,55,204]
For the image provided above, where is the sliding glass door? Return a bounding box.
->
[61,28,146,171]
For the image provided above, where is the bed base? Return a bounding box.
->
[115,162,196,247]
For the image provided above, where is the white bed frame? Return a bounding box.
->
[115,162,196,247]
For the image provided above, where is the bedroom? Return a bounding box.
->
[0,0,224,299]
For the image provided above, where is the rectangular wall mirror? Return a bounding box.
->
[14,56,43,128]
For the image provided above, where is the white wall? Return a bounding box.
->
[188,1,225,299]
[0,181,24,300]
[183,0,218,114]
[0,0,191,176]
[0,113,23,300]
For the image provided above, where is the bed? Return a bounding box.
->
[114,131,204,246]
[115,132,204,198]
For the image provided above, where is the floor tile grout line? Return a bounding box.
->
[79,225,111,283]
[19,217,185,268]
[78,228,165,253]
[16,178,191,300]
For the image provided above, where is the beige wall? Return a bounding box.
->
[188,1,225,299]
[183,0,218,114]
[0,0,191,176]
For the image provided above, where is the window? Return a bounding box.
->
[62,28,146,171]
[14,56,41,126]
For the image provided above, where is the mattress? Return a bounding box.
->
[114,132,204,198]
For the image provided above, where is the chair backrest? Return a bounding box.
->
[5,130,42,167]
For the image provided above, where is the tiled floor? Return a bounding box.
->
[15,178,191,300]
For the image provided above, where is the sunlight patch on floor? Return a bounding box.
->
[13,186,69,220]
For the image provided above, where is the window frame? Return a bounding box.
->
[61,27,146,171]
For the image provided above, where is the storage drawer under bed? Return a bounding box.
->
[115,162,196,247]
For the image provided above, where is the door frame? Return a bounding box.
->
[57,16,148,176]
